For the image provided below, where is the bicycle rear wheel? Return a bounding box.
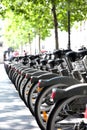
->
[35,84,68,130]
[46,95,87,130]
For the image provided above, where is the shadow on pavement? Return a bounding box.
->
[0,64,40,130]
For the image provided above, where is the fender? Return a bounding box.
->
[26,70,47,79]
[38,76,80,88]
[54,83,87,102]
[66,83,87,96]
[31,72,58,83]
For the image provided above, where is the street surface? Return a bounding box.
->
[0,64,40,130]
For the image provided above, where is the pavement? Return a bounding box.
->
[0,63,40,130]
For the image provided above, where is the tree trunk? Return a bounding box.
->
[67,10,71,49]
[28,33,31,54]
[51,2,59,50]
[38,33,41,53]
[67,0,71,50]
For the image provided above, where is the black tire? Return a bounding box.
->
[18,77,28,100]
[46,95,87,130]
[34,83,68,130]
[22,79,33,105]
[27,83,39,115]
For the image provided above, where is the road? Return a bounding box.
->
[0,63,40,130]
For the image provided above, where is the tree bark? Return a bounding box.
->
[51,2,59,50]
[67,10,71,49]
[67,0,71,49]
[38,33,41,53]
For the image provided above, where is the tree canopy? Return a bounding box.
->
[0,0,87,50]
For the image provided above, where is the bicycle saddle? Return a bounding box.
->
[55,59,64,65]
[66,51,78,62]
[78,49,87,58]
[48,59,55,67]
[29,55,36,60]
[53,50,62,58]
[40,59,48,65]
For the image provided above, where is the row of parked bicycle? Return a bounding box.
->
[4,48,87,130]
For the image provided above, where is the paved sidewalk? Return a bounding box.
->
[0,64,40,130]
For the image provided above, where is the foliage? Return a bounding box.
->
[0,0,87,49]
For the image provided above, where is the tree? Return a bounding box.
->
[1,0,87,51]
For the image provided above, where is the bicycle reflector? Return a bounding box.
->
[51,88,57,100]
[18,70,21,75]
[25,73,28,78]
[42,111,48,122]
[37,80,42,92]
[38,79,41,87]
[84,104,87,118]
[30,76,33,81]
